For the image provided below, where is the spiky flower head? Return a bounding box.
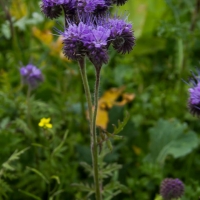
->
[41,0,76,19]
[188,69,200,117]
[20,64,43,89]
[62,22,92,60]
[41,0,62,19]
[108,18,135,54]
[160,178,184,200]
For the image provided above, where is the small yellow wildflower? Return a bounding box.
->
[38,118,52,129]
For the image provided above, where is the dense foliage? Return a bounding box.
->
[0,0,200,199]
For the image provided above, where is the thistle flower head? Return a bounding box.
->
[160,178,184,200]
[86,26,110,68]
[108,18,135,54]
[20,64,43,89]
[188,69,200,116]
[77,0,111,15]
[41,0,76,19]
[62,22,92,60]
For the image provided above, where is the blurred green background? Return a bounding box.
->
[1,0,200,199]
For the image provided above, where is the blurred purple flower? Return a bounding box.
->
[160,178,184,200]
[188,69,200,116]
[20,64,43,89]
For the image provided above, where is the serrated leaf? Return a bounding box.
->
[2,148,29,171]
[112,113,130,135]
[101,163,121,179]
[80,162,92,174]
[18,189,42,200]
[27,167,49,184]
[104,181,130,199]
[117,183,131,194]
[106,133,123,140]
[145,119,199,164]
[2,163,14,171]
[106,140,113,152]
[14,119,31,134]
[0,179,12,193]
[71,183,94,193]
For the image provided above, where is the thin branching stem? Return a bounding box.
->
[78,58,102,200]
[92,67,102,200]
[26,86,31,128]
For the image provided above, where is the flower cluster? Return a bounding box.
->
[188,69,200,117]
[40,0,135,69]
[20,64,43,89]
[160,178,184,200]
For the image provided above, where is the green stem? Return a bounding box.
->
[92,67,101,200]
[78,59,101,200]
[78,58,93,123]
[27,86,31,128]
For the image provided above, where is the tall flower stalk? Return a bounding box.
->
[40,0,135,198]
[20,64,43,128]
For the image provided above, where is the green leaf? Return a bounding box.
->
[2,148,29,171]
[27,167,49,184]
[106,133,123,140]
[52,130,68,157]
[154,194,163,200]
[145,119,199,165]
[71,183,94,193]
[2,163,14,171]
[101,163,122,179]
[112,113,130,135]
[18,189,42,200]
[14,119,31,134]
[50,190,65,198]
[106,140,113,152]
[80,162,92,176]
[51,175,60,184]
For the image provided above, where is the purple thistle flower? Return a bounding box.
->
[41,0,75,19]
[86,26,110,68]
[77,0,110,15]
[160,178,184,200]
[41,0,62,19]
[20,64,43,89]
[108,18,135,54]
[188,69,200,116]
[62,22,92,60]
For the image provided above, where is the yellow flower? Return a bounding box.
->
[38,118,52,129]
